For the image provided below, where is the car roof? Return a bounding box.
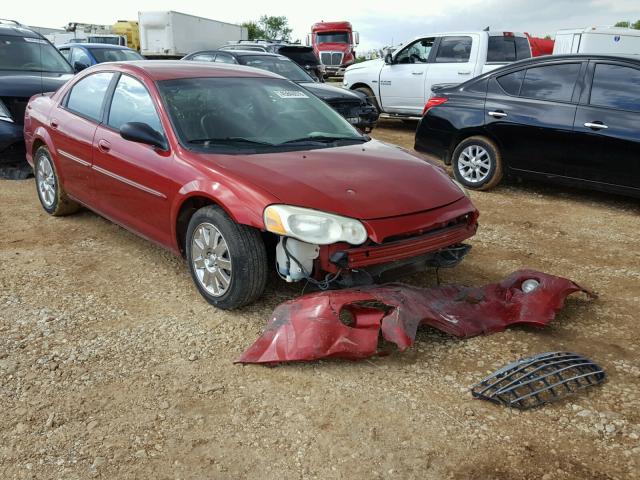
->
[190,50,282,59]
[89,60,284,81]
[507,53,640,68]
[58,43,136,50]
[0,23,42,38]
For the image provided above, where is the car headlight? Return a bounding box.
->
[264,205,368,245]
[0,99,13,123]
[451,178,469,197]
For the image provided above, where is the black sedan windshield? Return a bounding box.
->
[158,77,364,152]
[89,48,144,63]
[239,56,313,82]
[0,35,72,73]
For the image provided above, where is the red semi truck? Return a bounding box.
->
[307,21,359,77]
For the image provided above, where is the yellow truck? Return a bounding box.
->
[112,20,140,51]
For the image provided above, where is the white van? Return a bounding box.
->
[553,27,640,55]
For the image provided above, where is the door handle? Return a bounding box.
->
[458,71,471,75]
[584,122,608,130]
[411,71,424,75]
[488,111,508,118]
[97,139,111,153]
[50,120,58,129]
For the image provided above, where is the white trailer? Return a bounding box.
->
[138,11,248,58]
[553,27,640,55]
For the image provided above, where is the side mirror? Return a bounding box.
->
[305,34,311,46]
[354,32,360,45]
[73,61,89,73]
[384,53,393,65]
[120,122,166,150]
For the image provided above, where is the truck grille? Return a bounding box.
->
[320,52,343,66]
[1,97,29,125]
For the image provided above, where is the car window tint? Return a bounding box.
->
[435,36,472,63]
[71,47,91,67]
[395,38,435,64]
[590,63,640,112]
[66,72,114,121]
[191,54,215,62]
[520,63,580,102]
[107,74,162,133]
[487,36,531,62]
[497,69,525,95]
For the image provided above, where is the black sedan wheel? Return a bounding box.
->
[452,136,504,190]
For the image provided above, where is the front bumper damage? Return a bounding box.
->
[328,100,378,132]
[236,270,596,364]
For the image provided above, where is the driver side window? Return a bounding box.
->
[395,38,435,64]
[107,74,163,134]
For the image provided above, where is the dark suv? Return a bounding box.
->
[0,20,73,176]
[415,54,640,198]
[183,50,378,131]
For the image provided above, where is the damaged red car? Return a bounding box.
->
[24,61,478,309]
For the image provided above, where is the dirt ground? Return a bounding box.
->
[1,119,639,479]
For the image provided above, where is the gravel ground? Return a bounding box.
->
[1,120,639,479]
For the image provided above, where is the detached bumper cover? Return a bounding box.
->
[236,270,595,364]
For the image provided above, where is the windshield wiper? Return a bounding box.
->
[278,135,367,146]
[189,137,275,147]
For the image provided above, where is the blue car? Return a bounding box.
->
[58,43,144,72]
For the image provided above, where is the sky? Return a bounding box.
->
[5,0,639,52]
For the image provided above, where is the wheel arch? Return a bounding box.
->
[447,129,502,166]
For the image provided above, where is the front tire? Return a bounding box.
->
[34,146,80,216]
[186,206,268,310]
[451,136,504,190]
[354,86,380,112]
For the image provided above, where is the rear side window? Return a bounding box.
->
[214,53,236,64]
[487,36,531,62]
[191,53,215,62]
[590,63,640,112]
[66,72,114,121]
[107,74,163,133]
[435,36,472,63]
[520,63,580,102]
[496,69,525,95]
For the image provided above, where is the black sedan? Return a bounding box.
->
[182,50,378,132]
[415,54,640,198]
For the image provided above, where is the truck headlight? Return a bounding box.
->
[0,99,13,123]
[264,205,367,245]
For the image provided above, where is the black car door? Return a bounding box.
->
[484,61,585,177]
[572,60,640,190]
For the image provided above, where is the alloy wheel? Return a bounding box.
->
[36,152,56,208]
[458,145,491,184]
[191,222,233,297]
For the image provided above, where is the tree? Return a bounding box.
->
[242,16,292,41]
[615,20,640,29]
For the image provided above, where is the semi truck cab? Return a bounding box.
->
[307,21,359,78]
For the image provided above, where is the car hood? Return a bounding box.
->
[0,71,72,97]
[346,59,384,73]
[211,140,464,220]
[299,82,364,103]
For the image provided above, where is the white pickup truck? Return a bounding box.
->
[343,31,531,117]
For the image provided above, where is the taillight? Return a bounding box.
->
[422,97,448,116]
[503,31,514,37]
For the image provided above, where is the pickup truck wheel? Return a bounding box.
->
[34,146,80,216]
[186,205,268,310]
[354,86,380,112]
[451,136,504,191]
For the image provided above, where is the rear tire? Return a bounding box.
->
[354,86,380,112]
[451,136,504,191]
[34,146,80,216]
[186,205,268,310]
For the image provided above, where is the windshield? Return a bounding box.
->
[89,48,144,63]
[0,35,72,73]
[158,77,364,153]
[317,32,349,44]
[240,55,313,82]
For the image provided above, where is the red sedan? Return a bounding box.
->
[24,61,478,309]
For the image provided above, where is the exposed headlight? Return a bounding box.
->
[264,205,368,245]
[0,99,13,123]
[451,178,469,197]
